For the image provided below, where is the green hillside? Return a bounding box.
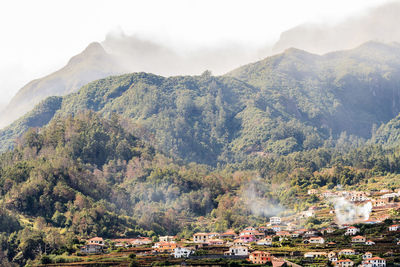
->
[2,42,400,166]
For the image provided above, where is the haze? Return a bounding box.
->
[0,0,393,107]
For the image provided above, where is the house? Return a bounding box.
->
[243,226,256,231]
[208,239,224,245]
[322,190,336,198]
[193,233,209,243]
[131,237,152,246]
[173,247,192,258]
[362,257,386,267]
[351,235,366,243]
[338,249,356,256]
[362,252,373,259]
[248,251,271,264]
[233,239,246,246]
[380,193,399,199]
[345,226,360,236]
[309,237,325,244]
[276,231,291,237]
[88,237,104,245]
[323,227,335,234]
[239,234,257,243]
[304,252,327,258]
[270,216,281,225]
[389,224,399,231]
[153,242,177,253]
[350,191,369,202]
[372,198,389,207]
[80,243,104,254]
[80,237,105,254]
[365,240,375,245]
[272,225,281,232]
[335,259,354,266]
[239,230,264,239]
[256,236,273,246]
[208,232,221,239]
[308,189,318,195]
[159,236,176,242]
[221,229,237,239]
[225,245,248,256]
[291,232,300,238]
[328,251,337,262]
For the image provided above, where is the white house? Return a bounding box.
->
[256,236,272,246]
[351,235,366,243]
[335,259,354,266]
[362,252,373,259]
[389,224,399,231]
[309,237,325,244]
[304,252,327,258]
[225,245,249,256]
[362,257,386,267]
[345,227,360,236]
[193,233,209,243]
[272,226,281,232]
[173,247,192,258]
[338,249,356,256]
[159,236,176,242]
[270,217,281,225]
[365,240,375,245]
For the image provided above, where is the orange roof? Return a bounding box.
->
[88,237,104,241]
[194,233,209,236]
[369,257,385,260]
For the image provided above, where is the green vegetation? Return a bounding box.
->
[2,42,400,265]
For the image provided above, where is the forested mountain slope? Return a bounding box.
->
[2,42,400,165]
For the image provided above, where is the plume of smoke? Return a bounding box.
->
[241,179,284,217]
[332,197,372,225]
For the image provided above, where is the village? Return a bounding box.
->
[69,187,400,266]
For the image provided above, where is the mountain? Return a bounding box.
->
[2,42,400,165]
[0,42,124,128]
[227,41,400,139]
[272,2,400,54]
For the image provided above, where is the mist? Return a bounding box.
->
[102,30,272,77]
[273,1,400,54]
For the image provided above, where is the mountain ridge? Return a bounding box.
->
[2,41,400,165]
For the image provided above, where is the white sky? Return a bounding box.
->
[0,0,390,104]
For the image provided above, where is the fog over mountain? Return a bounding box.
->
[0,33,271,129]
[273,1,400,54]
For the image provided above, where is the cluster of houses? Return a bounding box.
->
[308,188,400,208]
[78,217,398,266]
[304,249,386,266]
[76,186,400,266]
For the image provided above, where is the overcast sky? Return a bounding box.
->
[0,0,391,105]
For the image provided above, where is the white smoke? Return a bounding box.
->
[332,197,372,225]
[242,180,284,217]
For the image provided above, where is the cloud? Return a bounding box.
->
[102,30,272,77]
[273,1,400,54]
